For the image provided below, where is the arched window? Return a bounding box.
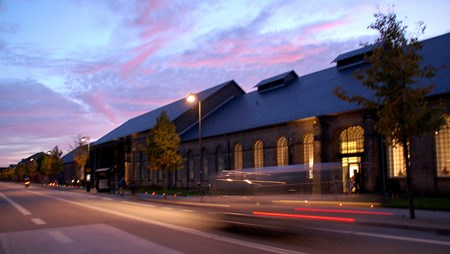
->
[339,126,364,154]
[277,137,288,166]
[234,143,243,170]
[254,140,264,168]
[201,148,208,180]
[388,143,406,178]
[436,117,450,177]
[215,146,225,173]
[303,133,314,178]
[187,150,194,181]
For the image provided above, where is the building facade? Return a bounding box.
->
[72,33,449,195]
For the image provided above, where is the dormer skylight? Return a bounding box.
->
[254,70,298,93]
[333,44,378,70]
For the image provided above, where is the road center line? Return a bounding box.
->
[305,226,450,246]
[31,218,47,225]
[355,231,450,246]
[30,190,305,254]
[0,192,32,216]
[48,230,73,243]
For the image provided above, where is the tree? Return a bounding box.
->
[334,10,446,219]
[141,111,182,197]
[41,146,64,181]
[70,134,90,180]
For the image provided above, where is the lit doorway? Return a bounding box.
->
[342,156,360,194]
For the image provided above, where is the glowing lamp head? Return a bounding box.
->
[186,94,198,103]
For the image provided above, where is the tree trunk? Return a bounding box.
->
[403,140,415,219]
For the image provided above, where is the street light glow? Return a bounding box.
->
[186,94,198,103]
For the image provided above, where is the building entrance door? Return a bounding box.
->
[342,156,361,194]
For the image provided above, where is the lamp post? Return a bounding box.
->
[186,93,202,184]
[80,136,91,192]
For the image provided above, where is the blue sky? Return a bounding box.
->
[1,0,449,166]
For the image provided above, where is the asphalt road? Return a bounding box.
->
[1,182,449,254]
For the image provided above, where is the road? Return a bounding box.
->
[1,182,449,254]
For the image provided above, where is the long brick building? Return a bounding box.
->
[63,32,450,195]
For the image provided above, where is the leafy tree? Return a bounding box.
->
[334,10,446,219]
[41,146,64,181]
[27,159,38,180]
[141,111,182,196]
[15,163,26,181]
[71,134,90,180]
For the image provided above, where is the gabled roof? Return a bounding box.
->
[181,32,450,141]
[94,80,242,146]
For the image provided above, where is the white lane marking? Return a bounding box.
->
[305,227,450,247]
[31,218,46,225]
[181,209,195,213]
[48,230,73,243]
[0,192,32,215]
[355,231,450,246]
[121,201,155,208]
[30,190,305,254]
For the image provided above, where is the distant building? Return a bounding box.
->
[74,33,450,195]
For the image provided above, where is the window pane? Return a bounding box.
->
[303,133,314,178]
[234,143,243,170]
[254,140,264,168]
[202,148,208,179]
[216,146,224,173]
[436,119,450,177]
[388,143,406,178]
[277,137,288,166]
[188,152,194,180]
[339,126,364,154]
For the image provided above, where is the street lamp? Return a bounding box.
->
[80,136,91,192]
[186,93,202,184]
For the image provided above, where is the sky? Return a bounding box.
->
[0,0,449,167]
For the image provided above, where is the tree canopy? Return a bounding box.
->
[334,10,447,219]
[142,111,182,194]
[40,146,64,180]
[71,134,90,180]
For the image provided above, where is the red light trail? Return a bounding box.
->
[294,207,394,216]
[252,211,355,223]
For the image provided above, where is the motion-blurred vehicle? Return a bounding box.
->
[24,177,30,188]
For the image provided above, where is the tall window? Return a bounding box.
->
[234,143,243,170]
[201,148,208,180]
[215,146,225,173]
[436,117,450,177]
[303,133,314,178]
[187,151,194,181]
[254,140,264,168]
[388,143,406,178]
[277,137,288,166]
[339,126,364,154]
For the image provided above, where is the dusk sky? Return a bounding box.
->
[1,0,449,166]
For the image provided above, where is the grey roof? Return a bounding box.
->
[94,80,238,145]
[61,150,74,164]
[181,33,450,141]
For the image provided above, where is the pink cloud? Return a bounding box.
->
[306,19,350,34]
[80,92,120,125]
